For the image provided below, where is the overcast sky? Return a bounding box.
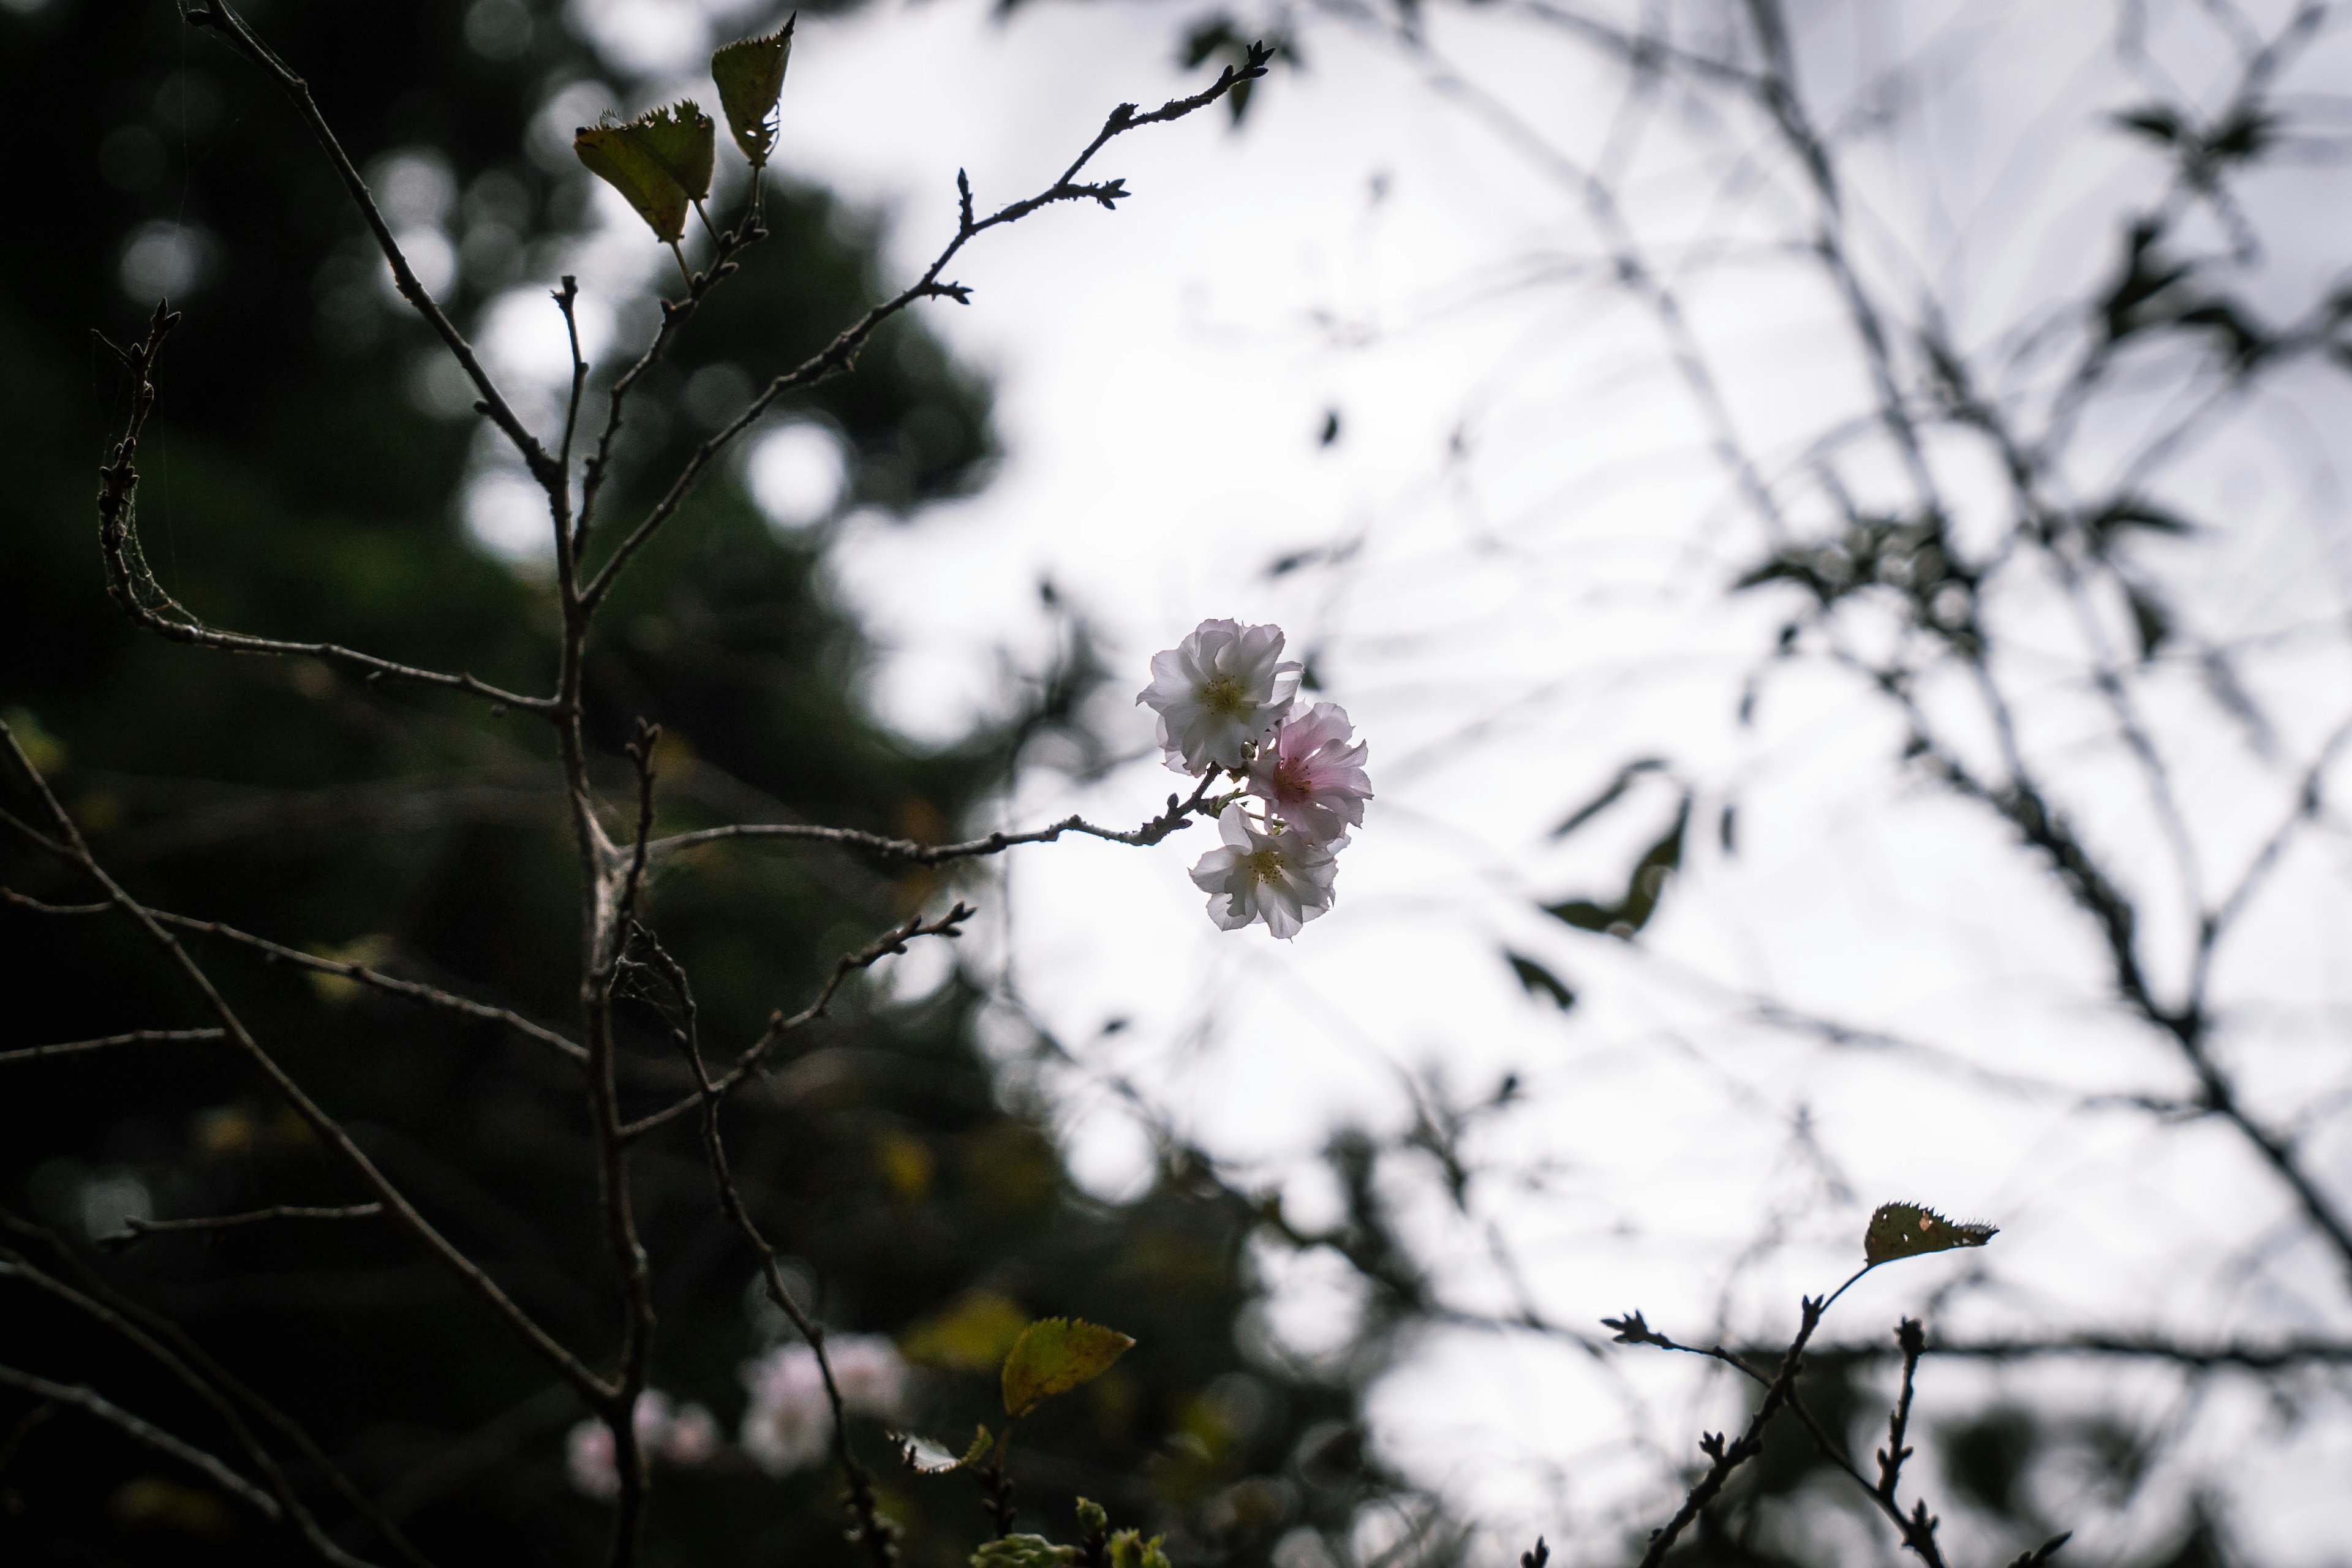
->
[523,1,2352,1558]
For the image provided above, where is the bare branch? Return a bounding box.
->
[110,1204,386,1248]
[621,903,976,1142]
[651,773,1223,865]
[0,890,584,1063]
[180,1,559,489]
[0,1028,225,1065]
[643,917,902,1568]
[0,1251,386,1567]
[1628,1293,1830,1568]
[1,718,612,1407]
[0,1363,284,1523]
[579,45,1275,612]
[573,206,771,555]
[87,307,552,714]
[0,1209,435,1568]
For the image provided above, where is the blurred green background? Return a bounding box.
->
[0,2,1400,1563]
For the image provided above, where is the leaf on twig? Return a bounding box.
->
[575,118,688,243]
[1863,1202,1997,1265]
[1600,1310,1671,1348]
[1000,1317,1134,1417]
[712,17,795,168]
[630,100,715,202]
[892,1425,992,1474]
[1106,1532,1172,1568]
[973,1537,1082,1568]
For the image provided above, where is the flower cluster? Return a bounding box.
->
[564,1390,718,1499]
[1137,619,1372,940]
[738,1335,908,1476]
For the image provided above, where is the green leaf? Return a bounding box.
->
[1000,1317,1134,1417]
[1107,1531,1173,1568]
[973,1536,1082,1568]
[712,17,795,168]
[575,120,688,244]
[632,100,715,202]
[1863,1202,1997,1265]
[892,1425,993,1475]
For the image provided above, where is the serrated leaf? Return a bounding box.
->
[575,121,687,243]
[632,100,715,202]
[1000,1317,1134,1417]
[1107,1531,1173,1568]
[1864,1202,1997,1265]
[712,17,795,168]
[892,1425,993,1474]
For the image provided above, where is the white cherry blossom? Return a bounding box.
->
[1188,804,1342,940]
[1136,618,1302,774]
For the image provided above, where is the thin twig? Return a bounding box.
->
[110,1204,385,1248]
[0,1209,435,1568]
[0,719,613,1408]
[0,1363,283,1523]
[86,306,552,713]
[181,1,559,489]
[644,922,902,1568]
[579,45,1275,612]
[0,891,583,1062]
[620,903,976,1142]
[1624,1291,1831,1568]
[583,723,666,1566]
[0,1028,225,1065]
[0,1253,382,1566]
[650,772,1223,864]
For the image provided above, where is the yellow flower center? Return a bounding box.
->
[1199,674,1249,718]
[1243,846,1287,882]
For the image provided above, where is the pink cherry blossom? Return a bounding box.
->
[563,1390,717,1498]
[565,1416,620,1499]
[1246,701,1371,846]
[1136,619,1302,774]
[1188,804,1342,940]
[661,1403,720,1466]
[739,1335,907,1477]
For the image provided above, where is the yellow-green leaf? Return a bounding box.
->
[632,100,715,202]
[712,17,794,167]
[1107,1531,1172,1568]
[574,121,687,243]
[1864,1202,1997,1265]
[973,1537,1081,1568]
[1000,1317,1134,1418]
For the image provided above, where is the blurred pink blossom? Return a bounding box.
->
[739,1334,907,1477]
[562,1390,719,1499]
